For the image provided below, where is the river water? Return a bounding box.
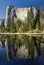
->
[0,35,44,62]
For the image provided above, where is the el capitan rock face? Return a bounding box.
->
[5,5,39,26]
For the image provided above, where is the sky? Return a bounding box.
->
[0,0,44,19]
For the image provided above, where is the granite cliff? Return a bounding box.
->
[5,5,39,26]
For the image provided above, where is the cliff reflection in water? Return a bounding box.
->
[0,35,43,61]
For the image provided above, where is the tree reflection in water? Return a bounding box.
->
[0,35,41,61]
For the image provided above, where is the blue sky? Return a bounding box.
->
[0,0,44,19]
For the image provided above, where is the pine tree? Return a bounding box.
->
[1,21,5,32]
[15,19,21,32]
[27,7,34,31]
[36,20,40,30]
[27,10,32,30]
[30,7,34,29]
[10,21,16,33]
[6,22,10,32]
